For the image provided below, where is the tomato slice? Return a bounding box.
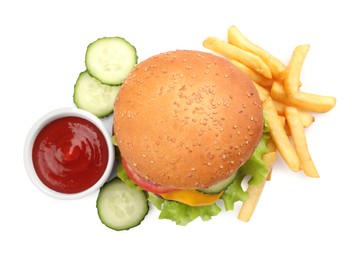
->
[121,158,177,194]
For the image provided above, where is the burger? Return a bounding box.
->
[113,50,269,225]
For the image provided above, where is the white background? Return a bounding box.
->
[1,0,357,259]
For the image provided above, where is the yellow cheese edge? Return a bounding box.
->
[160,189,223,206]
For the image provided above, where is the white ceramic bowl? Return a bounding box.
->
[24,107,115,199]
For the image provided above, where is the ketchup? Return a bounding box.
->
[32,116,109,194]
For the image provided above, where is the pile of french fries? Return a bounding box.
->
[203,25,336,221]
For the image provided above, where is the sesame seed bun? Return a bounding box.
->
[114,50,263,190]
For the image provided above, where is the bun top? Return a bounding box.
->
[114,50,263,190]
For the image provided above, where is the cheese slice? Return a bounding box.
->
[160,189,223,206]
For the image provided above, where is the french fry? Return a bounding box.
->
[238,179,266,222]
[278,115,292,136]
[252,81,270,101]
[205,25,336,222]
[231,59,273,88]
[284,123,291,137]
[262,98,301,172]
[272,99,286,113]
[271,81,336,113]
[265,139,276,181]
[266,138,277,153]
[278,115,286,127]
[285,106,320,178]
[228,25,286,80]
[254,82,315,128]
[254,81,315,128]
[203,37,272,78]
[238,151,277,222]
[297,110,315,128]
[284,44,310,96]
[273,101,315,128]
[263,151,277,179]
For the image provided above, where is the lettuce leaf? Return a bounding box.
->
[220,116,270,211]
[117,162,142,191]
[148,193,221,225]
[220,174,248,211]
[239,133,270,185]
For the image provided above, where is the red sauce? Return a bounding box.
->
[32,116,109,194]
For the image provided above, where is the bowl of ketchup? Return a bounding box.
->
[24,108,115,199]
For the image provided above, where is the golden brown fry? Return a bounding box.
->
[298,110,315,128]
[271,81,336,113]
[265,139,276,181]
[273,101,315,128]
[284,45,310,96]
[263,150,277,181]
[238,151,277,222]
[231,59,273,88]
[279,116,292,136]
[284,122,291,136]
[252,82,314,129]
[278,115,286,127]
[203,36,272,78]
[228,25,286,80]
[272,99,286,114]
[238,179,266,222]
[252,81,270,101]
[204,25,336,222]
[266,138,277,153]
[262,98,301,172]
[266,166,273,181]
[285,106,320,178]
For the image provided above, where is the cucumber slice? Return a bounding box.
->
[198,172,238,194]
[85,37,137,85]
[96,178,149,231]
[73,71,120,118]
